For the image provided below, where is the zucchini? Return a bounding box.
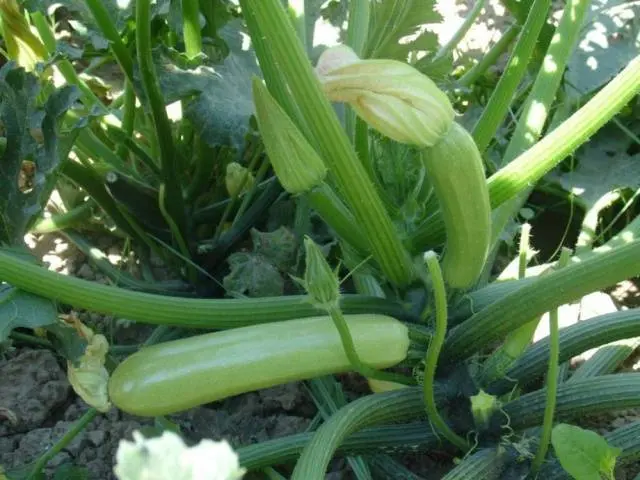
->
[108,314,410,416]
[421,122,491,289]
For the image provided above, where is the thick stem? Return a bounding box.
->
[0,250,410,328]
[240,0,414,287]
[182,0,202,58]
[442,238,640,362]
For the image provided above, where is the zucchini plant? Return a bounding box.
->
[1,0,640,479]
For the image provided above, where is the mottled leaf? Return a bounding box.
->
[223,252,284,297]
[137,21,260,153]
[250,226,297,271]
[547,122,640,210]
[567,0,640,97]
[0,63,80,245]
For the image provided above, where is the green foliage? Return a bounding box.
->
[552,423,621,480]
[0,284,57,342]
[548,122,640,210]
[0,64,79,245]
[365,0,440,60]
[567,0,640,97]
[223,227,297,297]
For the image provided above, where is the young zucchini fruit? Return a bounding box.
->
[108,314,410,416]
[421,122,491,289]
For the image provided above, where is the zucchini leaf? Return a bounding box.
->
[552,423,621,480]
[0,63,80,246]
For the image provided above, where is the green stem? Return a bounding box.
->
[136,0,187,242]
[328,306,413,385]
[458,24,520,87]
[471,0,551,153]
[442,238,640,362]
[531,248,571,472]
[435,0,487,60]
[517,222,531,279]
[84,0,134,83]
[488,54,640,209]
[158,184,193,279]
[240,0,414,287]
[291,387,441,479]
[28,408,98,478]
[422,252,469,450]
[116,81,137,162]
[182,0,202,58]
[31,12,102,107]
[407,54,640,254]
[344,1,370,139]
[306,184,370,254]
[0,250,410,328]
[30,201,94,234]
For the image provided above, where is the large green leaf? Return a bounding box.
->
[547,122,640,211]
[567,0,640,97]
[0,63,80,245]
[0,284,57,342]
[552,423,621,480]
[365,0,441,61]
[137,20,260,152]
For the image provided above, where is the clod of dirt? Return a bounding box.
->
[0,349,70,436]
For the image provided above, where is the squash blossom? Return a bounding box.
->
[252,78,327,194]
[301,236,341,311]
[316,45,455,147]
[225,162,255,197]
[0,0,47,71]
[67,320,111,412]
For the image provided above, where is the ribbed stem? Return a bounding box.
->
[443,239,640,362]
[237,422,438,470]
[492,309,640,393]
[0,249,410,328]
[500,374,640,431]
[240,0,414,287]
[291,387,438,479]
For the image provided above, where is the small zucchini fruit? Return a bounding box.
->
[421,122,491,289]
[108,314,410,416]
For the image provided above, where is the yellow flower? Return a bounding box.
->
[316,45,455,147]
[225,162,255,197]
[67,320,111,412]
[0,0,47,71]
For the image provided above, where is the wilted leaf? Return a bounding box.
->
[547,123,640,211]
[552,423,620,480]
[567,0,640,97]
[0,284,57,342]
[250,226,298,271]
[0,63,80,245]
[223,252,284,297]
